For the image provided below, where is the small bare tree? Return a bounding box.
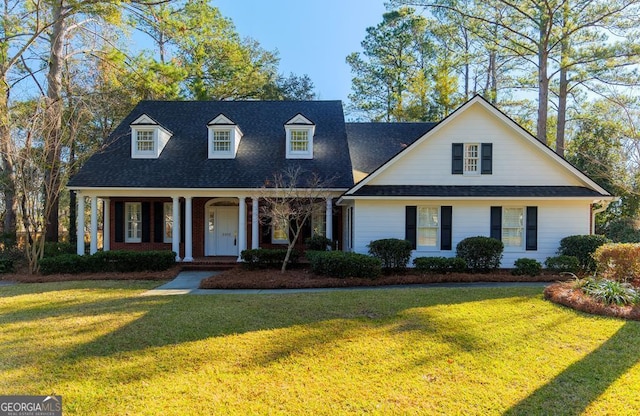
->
[257,166,334,273]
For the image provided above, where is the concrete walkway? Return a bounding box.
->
[140,271,549,296]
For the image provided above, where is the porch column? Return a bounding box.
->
[184,196,193,262]
[76,193,85,255]
[237,197,247,262]
[90,196,98,254]
[251,197,259,249]
[325,197,333,244]
[102,198,110,251]
[172,196,181,261]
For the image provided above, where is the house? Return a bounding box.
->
[67,96,613,267]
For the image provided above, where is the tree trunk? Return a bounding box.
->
[0,77,17,242]
[555,1,570,157]
[44,2,66,242]
[537,46,549,144]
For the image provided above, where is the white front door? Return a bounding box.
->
[205,206,239,256]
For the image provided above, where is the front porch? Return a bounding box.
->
[75,193,342,261]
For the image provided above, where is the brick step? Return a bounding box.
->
[180,263,238,271]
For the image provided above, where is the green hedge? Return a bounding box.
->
[39,250,176,275]
[413,256,467,274]
[43,242,77,258]
[511,258,542,276]
[240,248,299,269]
[309,251,381,278]
[545,255,579,274]
[305,235,332,251]
[456,236,504,273]
[367,238,412,271]
[558,235,610,272]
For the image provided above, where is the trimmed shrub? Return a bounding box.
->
[305,234,332,251]
[455,236,503,273]
[240,248,299,269]
[544,255,580,274]
[593,243,640,283]
[39,254,91,275]
[43,242,77,258]
[0,257,14,273]
[558,235,610,272]
[367,238,412,271]
[413,256,467,274]
[39,250,176,275]
[578,276,639,306]
[512,258,542,276]
[309,251,381,278]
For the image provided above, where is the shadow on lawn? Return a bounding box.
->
[64,286,536,359]
[504,321,640,416]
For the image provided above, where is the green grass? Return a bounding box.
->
[1,281,640,415]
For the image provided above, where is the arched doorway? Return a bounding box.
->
[204,198,239,256]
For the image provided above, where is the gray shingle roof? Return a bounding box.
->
[345,122,436,174]
[350,185,605,198]
[68,100,354,189]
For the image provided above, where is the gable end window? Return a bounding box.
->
[452,142,492,175]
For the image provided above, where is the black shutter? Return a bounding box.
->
[154,202,163,243]
[302,216,312,241]
[141,202,151,243]
[452,143,463,174]
[490,206,502,240]
[114,201,124,243]
[440,206,452,250]
[526,206,538,251]
[405,206,417,249]
[261,216,272,244]
[481,143,493,174]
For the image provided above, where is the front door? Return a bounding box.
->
[205,206,239,256]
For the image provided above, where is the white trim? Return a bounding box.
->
[90,196,98,254]
[344,96,611,197]
[77,193,85,255]
[66,187,348,198]
[338,195,613,204]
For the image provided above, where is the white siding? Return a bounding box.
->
[367,103,585,187]
[352,200,591,267]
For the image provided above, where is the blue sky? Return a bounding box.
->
[214,0,388,102]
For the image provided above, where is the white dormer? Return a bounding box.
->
[285,113,315,159]
[130,114,172,159]
[207,114,243,159]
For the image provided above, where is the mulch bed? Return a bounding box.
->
[544,282,640,321]
[199,267,567,290]
[1,265,181,283]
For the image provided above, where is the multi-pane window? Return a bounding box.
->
[503,207,524,247]
[136,130,155,152]
[125,202,142,243]
[212,130,231,152]
[464,143,479,173]
[272,218,288,243]
[290,130,309,152]
[417,207,439,247]
[163,202,173,243]
[311,203,326,236]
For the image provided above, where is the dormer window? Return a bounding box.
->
[285,114,315,159]
[208,114,242,159]
[130,114,172,159]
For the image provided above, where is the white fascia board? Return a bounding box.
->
[337,194,616,205]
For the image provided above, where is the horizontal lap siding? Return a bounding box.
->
[353,200,591,267]
[368,105,584,187]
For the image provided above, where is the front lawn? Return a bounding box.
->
[1,281,639,415]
